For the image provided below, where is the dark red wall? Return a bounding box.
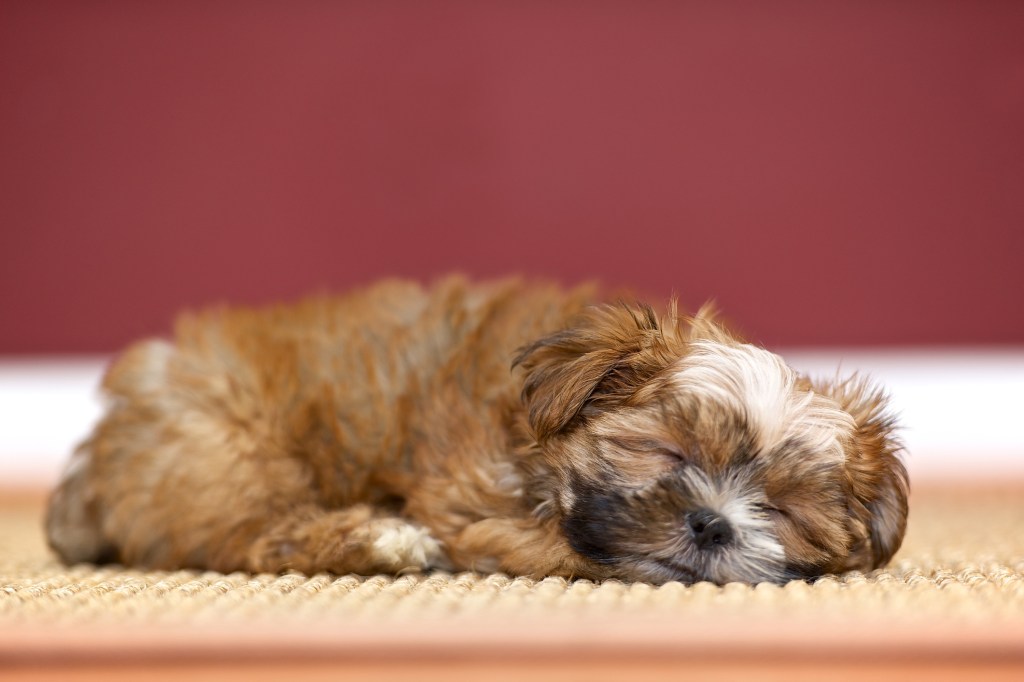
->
[3,1,1023,352]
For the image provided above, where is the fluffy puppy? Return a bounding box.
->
[46,277,908,585]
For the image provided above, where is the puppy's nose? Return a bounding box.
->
[687,509,734,550]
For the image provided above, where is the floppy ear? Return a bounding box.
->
[815,376,909,568]
[512,303,681,441]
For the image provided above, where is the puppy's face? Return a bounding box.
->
[514,304,908,585]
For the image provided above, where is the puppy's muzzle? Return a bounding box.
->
[687,509,734,550]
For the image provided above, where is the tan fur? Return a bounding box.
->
[46,277,908,584]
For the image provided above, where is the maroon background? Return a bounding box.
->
[2,1,1023,353]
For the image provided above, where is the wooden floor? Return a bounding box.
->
[2,485,1023,680]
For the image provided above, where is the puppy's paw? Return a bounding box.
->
[368,520,448,569]
[359,519,452,574]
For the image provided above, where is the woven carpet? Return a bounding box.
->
[2,486,1023,680]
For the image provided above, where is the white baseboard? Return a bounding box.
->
[1,358,108,487]
[2,350,1022,487]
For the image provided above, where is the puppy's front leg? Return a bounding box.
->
[225,504,451,576]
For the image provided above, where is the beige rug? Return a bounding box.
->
[2,486,1022,625]
[1,486,1023,680]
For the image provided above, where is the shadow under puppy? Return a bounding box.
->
[47,277,908,585]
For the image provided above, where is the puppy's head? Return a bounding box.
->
[513,303,908,585]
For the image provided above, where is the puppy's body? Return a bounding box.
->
[47,277,908,584]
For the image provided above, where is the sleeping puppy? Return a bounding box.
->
[46,277,908,584]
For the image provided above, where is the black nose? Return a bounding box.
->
[687,509,734,550]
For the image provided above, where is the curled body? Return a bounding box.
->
[46,277,909,584]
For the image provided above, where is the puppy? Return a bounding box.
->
[46,277,908,584]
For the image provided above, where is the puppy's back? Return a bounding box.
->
[45,277,594,570]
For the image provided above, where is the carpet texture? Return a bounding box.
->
[1,487,1022,630]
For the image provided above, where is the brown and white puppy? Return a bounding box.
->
[46,277,908,585]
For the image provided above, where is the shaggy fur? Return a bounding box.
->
[46,277,909,584]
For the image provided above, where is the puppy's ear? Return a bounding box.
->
[816,376,909,568]
[513,303,681,441]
